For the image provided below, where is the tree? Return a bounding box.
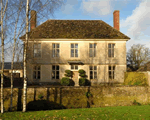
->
[1,0,8,114]
[127,44,150,71]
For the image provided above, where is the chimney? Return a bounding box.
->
[113,10,119,31]
[30,10,37,30]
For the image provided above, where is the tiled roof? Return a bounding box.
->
[20,20,130,39]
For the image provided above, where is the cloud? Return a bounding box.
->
[121,0,150,39]
[81,0,112,16]
[61,0,78,14]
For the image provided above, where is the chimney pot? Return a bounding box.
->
[30,10,37,30]
[113,10,119,31]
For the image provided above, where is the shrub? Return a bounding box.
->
[133,100,141,106]
[61,77,70,86]
[78,69,86,74]
[64,70,73,78]
[38,94,44,100]
[79,78,87,86]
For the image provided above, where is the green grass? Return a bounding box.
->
[1,105,150,120]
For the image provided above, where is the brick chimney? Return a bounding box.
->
[30,10,37,30]
[113,10,119,31]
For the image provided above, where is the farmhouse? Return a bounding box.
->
[20,10,130,86]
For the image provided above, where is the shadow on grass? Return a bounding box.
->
[27,100,66,111]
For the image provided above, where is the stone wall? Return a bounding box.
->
[2,86,150,111]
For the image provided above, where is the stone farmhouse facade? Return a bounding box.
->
[20,10,130,86]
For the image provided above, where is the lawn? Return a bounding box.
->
[0,105,150,120]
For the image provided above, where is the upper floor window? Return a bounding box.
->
[71,65,78,70]
[52,43,59,57]
[108,65,115,79]
[33,65,40,80]
[71,43,78,57]
[89,43,96,57]
[108,43,115,57]
[89,66,97,79]
[34,43,41,57]
[52,65,59,79]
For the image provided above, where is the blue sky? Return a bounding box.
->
[50,0,149,51]
[5,0,150,61]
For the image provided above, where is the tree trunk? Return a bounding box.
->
[22,0,29,112]
[1,0,8,114]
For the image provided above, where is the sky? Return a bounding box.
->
[50,0,150,51]
[5,0,150,62]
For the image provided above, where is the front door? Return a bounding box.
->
[72,71,78,86]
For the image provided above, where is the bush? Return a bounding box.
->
[133,100,141,106]
[79,78,87,86]
[61,77,75,86]
[64,70,73,78]
[78,69,86,74]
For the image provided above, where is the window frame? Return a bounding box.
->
[52,65,59,79]
[52,43,60,58]
[33,65,41,80]
[108,43,115,58]
[89,43,97,57]
[33,43,41,58]
[89,66,97,79]
[70,43,78,58]
[70,65,78,71]
[108,65,115,80]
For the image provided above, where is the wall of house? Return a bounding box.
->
[26,40,127,84]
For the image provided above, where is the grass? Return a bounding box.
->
[0,105,150,120]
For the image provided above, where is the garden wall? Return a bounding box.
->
[1,86,150,111]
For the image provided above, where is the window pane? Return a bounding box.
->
[71,49,74,54]
[94,44,96,48]
[52,65,55,70]
[38,43,41,48]
[75,65,78,70]
[57,44,59,48]
[71,65,74,69]
[94,49,96,57]
[52,71,55,79]
[75,49,78,54]
[75,44,78,48]
[94,71,97,79]
[89,49,93,57]
[71,44,74,48]
[90,66,93,70]
[52,49,55,57]
[33,71,36,79]
[108,44,111,48]
[56,66,59,70]
[113,66,115,70]
[90,44,92,48]
[90,71,93,76]
[34,44,37,48]
[94,66,97,70]
[56,49,59,57]
[108,49,111,57]
[34,49,37,53]
[75,54,78,57]
[109,66,111,70]
[112,44,115,48]
[53,44,55,48]
[56,71,59,78]
[109,71,112,79]
[38,66,40,70]
[112,49,114,57]
[38,71,40,79]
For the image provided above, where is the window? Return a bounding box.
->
[89,43,96,57]
[108,65,115,79]
[89,66,97,79]
[108,43,115,57]
[71,43,78,57]
[52,43,59,57]
[71,65,78,70]
[52,65,59,79]
[34,43,41,57]
[33,65,40,80]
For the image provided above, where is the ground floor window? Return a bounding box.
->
[52,65,59,79]
[89,66,97,79]
[33,65,40,80]
[108,65,115,79]
[71,65,78,70]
